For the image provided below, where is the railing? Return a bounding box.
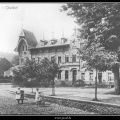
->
[58,62,79,67]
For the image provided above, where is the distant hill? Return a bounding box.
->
[0,51,18,63]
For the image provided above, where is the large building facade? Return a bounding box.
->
[15,29,114,86]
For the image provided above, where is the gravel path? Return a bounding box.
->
[0,85,96,115]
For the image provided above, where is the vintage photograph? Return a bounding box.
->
[0,2,120,115]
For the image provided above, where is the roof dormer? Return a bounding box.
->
[61,38,67,44]
[51,39,57,45]
[40,40,48,46]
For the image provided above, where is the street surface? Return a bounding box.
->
[0,84,95,115]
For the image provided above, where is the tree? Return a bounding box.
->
[12,59,38,92]
[36,58,59,96]
[22,59,39,93]
[12,66,25,85]
[80,42,117,100]
[61,3,120,94]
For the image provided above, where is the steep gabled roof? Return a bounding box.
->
[22,29,38,48]
[15,29,38,52]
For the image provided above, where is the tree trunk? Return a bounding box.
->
[52,79,55,96]
[112,65,120,95]
[93,69,98,101]
[31,87,33,93]
[95,69,98,100]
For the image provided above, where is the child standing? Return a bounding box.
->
[37,92,42,106]
[16,87,21,104]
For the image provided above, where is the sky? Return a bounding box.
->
[0,3,77,54]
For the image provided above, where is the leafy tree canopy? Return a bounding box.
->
[61,3,120,52]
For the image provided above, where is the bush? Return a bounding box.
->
[22,78,40,87]
[39,78,51,87]
[73,79,85,87]
[60,81,70,87]
[11,76,23,85]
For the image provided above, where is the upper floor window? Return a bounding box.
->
[58,56,61,63]
[80,43,85,49]
[23,46,24,51]
[51,56,55,61]
[65,55,69,63]
[26,45,27,51]
[38,57,40,63]
[72,54,76,62]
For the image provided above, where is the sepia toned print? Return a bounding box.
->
[0,2,120,116]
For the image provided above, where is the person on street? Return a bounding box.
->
[36,92,43,106]
[20,90,24,104]
[16,87,21,104]
[35,88,39,104]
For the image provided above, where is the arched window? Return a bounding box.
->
[23,46,24,51]
[58,70,62,79]
[26,45,27,51]
[65,70,68,80]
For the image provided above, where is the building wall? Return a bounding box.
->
[17,37,114,86]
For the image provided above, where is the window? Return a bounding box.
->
[65,70,68,79]
[21,58,24,65]
[65,55,69,63]
[89,73,93,81]
[26,45,27,51]
[38,57,40,63]
[58,70,61,79]
[72,54,76,62]
[108,73,112,81]
[24,52,26,55]
[51,56,55,61]
[24,57,29,62]
[58,56,61,63]
[81,73,85,80]
[51,40,54,44]
[23,46,24,51]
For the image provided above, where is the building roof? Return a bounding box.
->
[22,29,38,47]
[15,29,72,52]
[34,38,70,50]
[15,29,38,52]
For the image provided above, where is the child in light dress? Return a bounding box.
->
[16,87,21,104]
[35,88,43,106]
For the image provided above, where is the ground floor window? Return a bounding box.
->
[58,70,61,79]
[89,73,93,81]
[108,73,113,81]
[65,70,69,79]
[81,73,85,80]
[58,56,61,63]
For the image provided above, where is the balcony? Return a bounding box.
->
[58,62,80,67]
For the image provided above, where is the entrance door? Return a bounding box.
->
[98,73,102,84]
[72,70,77,84]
